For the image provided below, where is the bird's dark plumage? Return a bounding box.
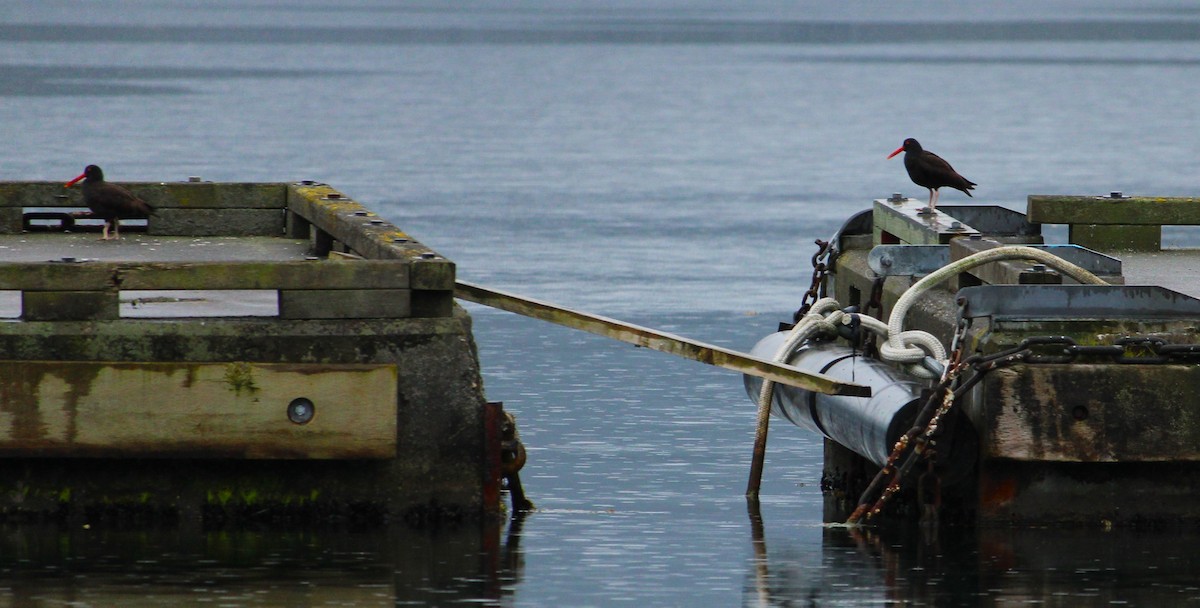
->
[887,138,976,211]
[65,165,154,240]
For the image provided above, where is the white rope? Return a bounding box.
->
[757,245,1108,387]
[754,297,843,439]
[882,245,1107,376]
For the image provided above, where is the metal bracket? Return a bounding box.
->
[957,285,1200,320]
[951,239,1123,276]
[869,244,949,276]
[870,242,1123,278]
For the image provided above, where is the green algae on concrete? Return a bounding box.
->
[0,179,492,526]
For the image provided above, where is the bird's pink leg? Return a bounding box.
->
[920,189,936,214]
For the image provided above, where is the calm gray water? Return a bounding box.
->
[3,1,1200,605]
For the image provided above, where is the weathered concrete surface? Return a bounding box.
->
[0,361,400,458]
[1029,195,1200,225]
[1027,195,1200,252]
[980,365,1200,462]
[0,233,311,263]
[824,203,1200,525]
[0,308,487,524]
[0,180,490,526]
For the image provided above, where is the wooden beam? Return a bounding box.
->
[1028,195,1200,225]
[454,281,871,397]
[0,259,410,291]
[872,198,980,245]
[0,181,286,209]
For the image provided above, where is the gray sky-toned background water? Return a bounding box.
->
[3,1,1200,605]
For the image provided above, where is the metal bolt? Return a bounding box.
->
[880,256,893,267]
[325,192,342,200]
[1110,191,1125,199]
[393,238,409,243]
[1031,264,1048,272]
[948,221,965,231]
[969,234,982,240]
[888,192,904,203]
[369,219,384,225]
[420,252,436,259]
[287,397,315,424]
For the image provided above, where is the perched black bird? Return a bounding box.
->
[887,138,976,212]
[65,165,155,240]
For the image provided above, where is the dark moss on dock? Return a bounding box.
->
[0,179,494,525]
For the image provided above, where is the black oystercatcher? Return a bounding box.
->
[887,138,976,212]
[64,165,155,240]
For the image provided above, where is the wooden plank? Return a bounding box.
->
[410,258,455,290]
[279,289,412,319]
[151,208,285,236]
[287,184,446,267]
[0,263,114,291]
[117,260,411,290]
[1069,224,1161,252]
[0,181,286,209]
[873,199,980,245]
[0,181,76,208]
[454,280,871,397]
[0,361,397,459]
[0,208,21,233]
[1028,195,1200,225]
[0,260,410,291]
[22,290,118,321]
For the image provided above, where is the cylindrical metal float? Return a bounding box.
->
[744,333,975,478]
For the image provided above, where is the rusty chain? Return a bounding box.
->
[847,312,974,525]
[971,334,1200,366]
[846,309,1200,524]
[792,239,831,323]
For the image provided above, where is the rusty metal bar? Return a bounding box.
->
[483,401,503,519]
[455,280,871,396]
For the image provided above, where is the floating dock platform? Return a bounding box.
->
[747,194,1200,526]
[0,178,495,525]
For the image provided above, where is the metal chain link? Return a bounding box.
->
[792,239,831,323]
[972,334,1200,366]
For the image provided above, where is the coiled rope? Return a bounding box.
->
[746,245,1108,497]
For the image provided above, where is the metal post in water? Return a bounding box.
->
[745,381,773,499]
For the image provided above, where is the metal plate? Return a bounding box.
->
[951,241,1123,276]
[869,244,949,276]
[958,285,1200,320]
[870,243,1124,277]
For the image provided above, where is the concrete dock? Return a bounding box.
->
[0,179,496,526]
[794,195,1200,525]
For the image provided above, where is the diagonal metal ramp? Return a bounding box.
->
[455,281,871,397]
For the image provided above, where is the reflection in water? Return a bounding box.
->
[745,504,1200,606]
[0,515,527,607]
